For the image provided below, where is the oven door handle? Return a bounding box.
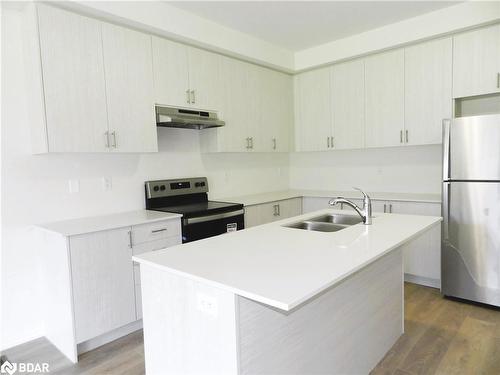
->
[183,209,245,225]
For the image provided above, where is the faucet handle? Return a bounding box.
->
[352,187,370,199]
[328,196,344,206]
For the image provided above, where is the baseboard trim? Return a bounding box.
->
[77,320,143,355]
[404,273,440,289]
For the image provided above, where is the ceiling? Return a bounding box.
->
[168,1,460,51]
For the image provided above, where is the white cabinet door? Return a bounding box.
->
[405,38,452,145]
[294,68,332,151]
[70,227,136,343]
[218,57,258,152]
[101,24,157,152]
[390,201,442,285]
[453,25,500,98]
[331,59,365,150]
[365,49,405,148]
[260,69,293,152]
[277,198,302,219]
[152,37,190,107]
[37,4,108,152]
[187,47,224,111]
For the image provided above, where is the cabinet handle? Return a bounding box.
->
[128,230,133,248]
[327,136,330,148]
[273,204,280,216]
[405,130,409,143]
[245,137,250,149]
[111,131,117,148]
[400,130,403,144]
[151,228,167,234]
[104,131,110,148]
[330,136,334,149]
[250,137,254,149]
[389,204,393,213]
[190,90,196,104]
[497,73,500,89]
[272,138,277,150]
[186,89,191,104]
[383,203,386,213]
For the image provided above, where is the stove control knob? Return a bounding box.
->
[200,182,206,187]
[153,185,160,192]
[160,185,166,191]
[195,182,201,187]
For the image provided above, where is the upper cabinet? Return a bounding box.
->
[330,59,365,150]
[152,38,223,111]
[364,49,405,148]
[187,48,224,111]
[152,37,190,108]
[200,57,292,153]
[33,4,157,153]
[453,25,500,98]
[37,5,109,153]
[294,68,332,152]
[260,68,293,152]
[101,24,157,152]
[404,38,452,145]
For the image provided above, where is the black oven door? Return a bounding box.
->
[182,209,245,243]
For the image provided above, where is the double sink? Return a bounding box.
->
[284,213,363,232]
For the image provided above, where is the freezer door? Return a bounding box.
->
[442,181,500,306]
[449,114,500,181]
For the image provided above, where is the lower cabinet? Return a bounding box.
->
[70,227,137,343]
[244,198,302,228]
[40,217,181,362]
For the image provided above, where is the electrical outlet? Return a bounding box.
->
[102,177,112,191]
[197,293,218,317]
[68,179,79,193]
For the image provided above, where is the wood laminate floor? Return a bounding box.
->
[3,283,500,375]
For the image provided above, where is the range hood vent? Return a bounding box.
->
[155,105,225,130]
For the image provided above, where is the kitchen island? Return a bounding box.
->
[133,209,441,374]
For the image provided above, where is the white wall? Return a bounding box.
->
[0,7,289,350]
[289,145,442,194]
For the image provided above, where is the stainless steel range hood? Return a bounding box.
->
[155,105,225,130]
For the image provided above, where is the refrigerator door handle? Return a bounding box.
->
[442,119,451,181]
[442,182,450,240]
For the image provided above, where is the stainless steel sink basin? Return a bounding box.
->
[309,214,363,226]
[284,221,347,232]
[283,214,362,232]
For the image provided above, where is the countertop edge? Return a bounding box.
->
[36,210,183,237]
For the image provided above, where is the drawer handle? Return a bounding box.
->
[151,228,167,234]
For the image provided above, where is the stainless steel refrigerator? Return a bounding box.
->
[442,114,500,306]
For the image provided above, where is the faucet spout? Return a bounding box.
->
[329,189,372,225]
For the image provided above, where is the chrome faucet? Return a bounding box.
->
[329,187,372,225]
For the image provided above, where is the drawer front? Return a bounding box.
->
[131,219,181,245]
[132,236,181,256]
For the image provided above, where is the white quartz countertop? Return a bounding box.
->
[37,210,182,236]
[213,189,441,206]
[133,209,441,311]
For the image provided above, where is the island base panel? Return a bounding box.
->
[238,249,403,374]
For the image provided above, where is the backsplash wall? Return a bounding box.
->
[289,145,442,194]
